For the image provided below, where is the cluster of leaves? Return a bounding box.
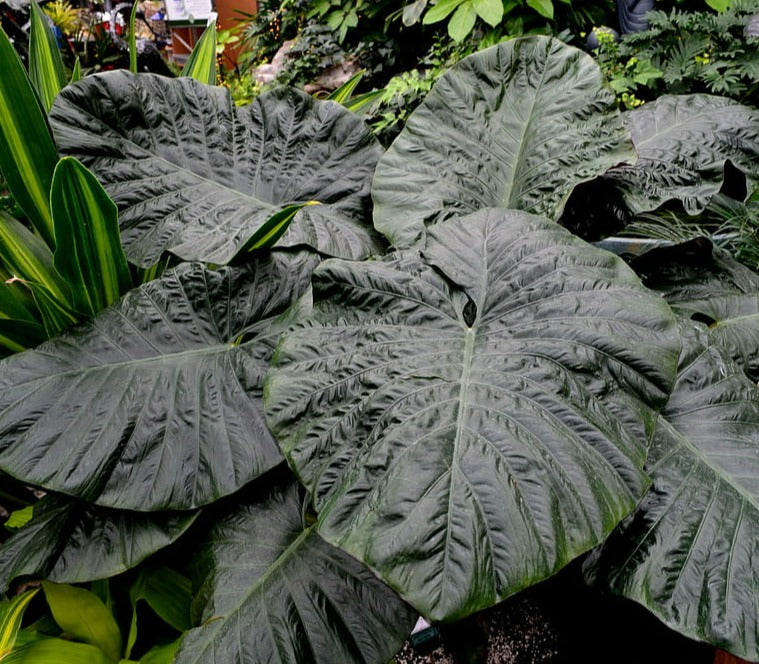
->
[594,1,759,108]
[2,26,759,664]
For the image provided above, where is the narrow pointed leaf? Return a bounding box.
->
[372,36,636,248]
[50,157,132,316]
[128,1,138,73]
[181,22,217,85]
[265,209,680,621]
[586,322,759,661]
[327,70,364,104]
[50,72,383,266]
[604,95,759,216]
[0,590,38,659]
[69,58,81,84]
[2,638,113,664]
[0,495,198,590]
[0,27,57,245]
[0,252,320,510]
[42,582,122,661]
[0,211,78,336]
[28,0,67,112]
[0,212,69,301]
[236,201,319,256]
[175,480,415,664]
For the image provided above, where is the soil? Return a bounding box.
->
[394,562,716,664]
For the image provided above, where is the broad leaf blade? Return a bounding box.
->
[0,496,198,590]
[632,244,759,379]
[181,22,217,85]
[586,322,759,661]
[42,582,122,661]
[0,251,320,510]
[175,479,415,664]
[0,27,57,246]
[604,95,759,216]
[372,35,636,248]
[266,209,680,621]
[50,157,132,316]
[50,72,384,266]
[28,0,67,112]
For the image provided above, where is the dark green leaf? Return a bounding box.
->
[28,0,67,112]
[604,95,759,216]
[50,73,384,266]
[633,244,759,379]
[50,157,132,316]
[42,582,122,661]
[0,251,320,510]
[586,322,759,661]
[0,496,198,590]
[174,480,415,664]
[372,36,636,248]
[127,567,191,658]
[265,209,680,620]
[0,27,57,245]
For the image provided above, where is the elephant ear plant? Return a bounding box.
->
[0,33,758,663]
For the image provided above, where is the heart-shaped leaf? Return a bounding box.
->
[633,244,759,379]
[266,209,680,621]
[0,251,320,510]
[175,478,415,664]
[586,322,759,661]
[371,36,635,248]
[50,73,385,267]
[604,95,759,216]
[0,495,198,589]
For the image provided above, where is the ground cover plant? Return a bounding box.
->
[0,27,758,664]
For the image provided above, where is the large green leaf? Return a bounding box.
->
[49,73,385,267]
[586,322,759,661]
[0,495,198,589]
[632,243,759,379]
[265,209,680,621]
[604,95,759,216]
[28,0,66,112]
[0,26,57,246]
[0,251,320,510]
[371,36,636,248]
[175,479,415,664]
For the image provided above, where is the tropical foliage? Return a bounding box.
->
[1,23,759,664]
